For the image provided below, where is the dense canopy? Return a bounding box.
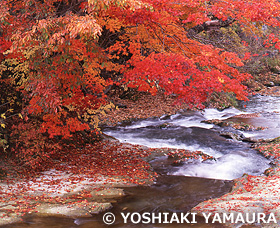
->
[1,0,280,138]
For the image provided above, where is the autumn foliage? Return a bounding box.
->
[1,0,280,169]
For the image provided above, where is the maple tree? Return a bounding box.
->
[1,0,280,169]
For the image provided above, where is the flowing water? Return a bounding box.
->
[4,95,280,228]
[238,95,280,139]
[104,95,278,180]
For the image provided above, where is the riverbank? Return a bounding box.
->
[0,134,215,226]
[1,84,279,227]
[0,138,151,226]
[0,90,195,226]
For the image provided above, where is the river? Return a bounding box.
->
[104,94,280,180]
[4,94,280,228]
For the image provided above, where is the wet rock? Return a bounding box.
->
[245,137,276,144]
[167,149,215,166]
[202,119,224,126]
[159,114,172,120]
[203,118,267,131]
[90,188,125,199]
[89,202,113,214]
[35,202,112,217]
[156,123,174,129]
[233,113,261,118]
[242,137,260,143]
[220,131,244,141]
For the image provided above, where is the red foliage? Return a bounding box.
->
[2,0,279,139]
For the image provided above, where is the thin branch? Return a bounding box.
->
[0,102,10,108]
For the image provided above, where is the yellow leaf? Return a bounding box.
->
[218,77,224,83]
[18,113,23,119]
[1,123,5,128]
[1,113,6,119]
